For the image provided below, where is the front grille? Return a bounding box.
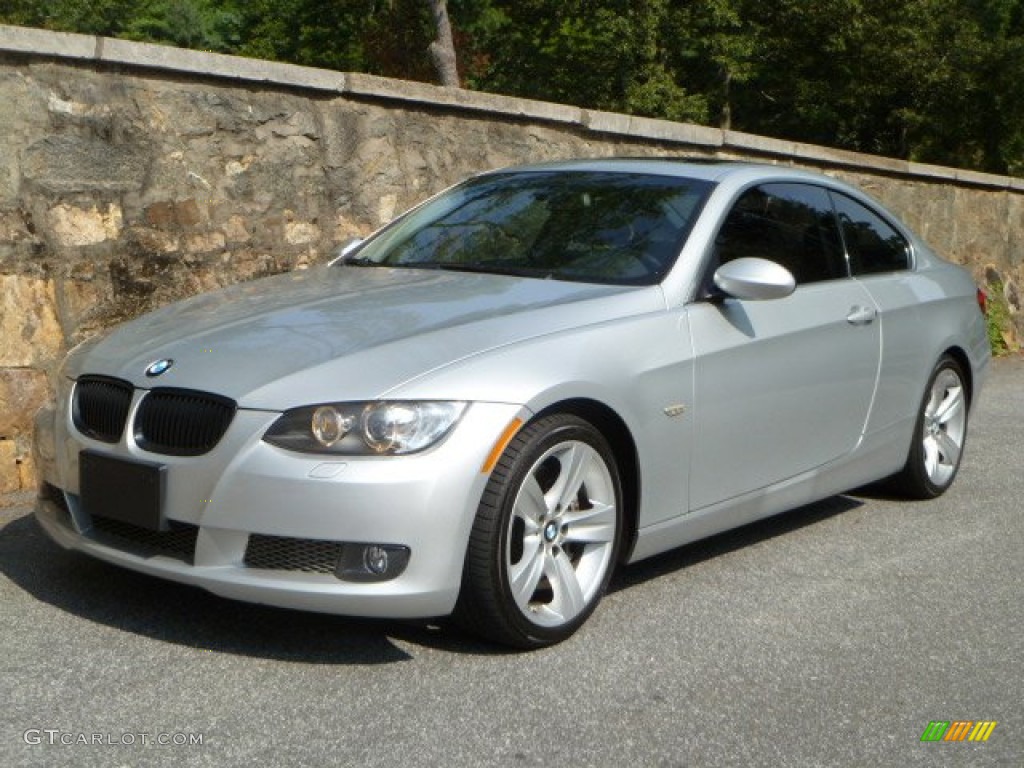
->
[244,534,344,574]
[89,515,199,563]
[135,389,236,456]
[74,376,133,443]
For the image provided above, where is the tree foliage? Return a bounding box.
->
[3,0,1024,174]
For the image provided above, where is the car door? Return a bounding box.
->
[687,183,882,510]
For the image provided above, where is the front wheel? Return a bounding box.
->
[889,355,969,499]
[455,414,623,648]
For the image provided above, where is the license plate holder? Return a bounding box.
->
[80,450,167,531]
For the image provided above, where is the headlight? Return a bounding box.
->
[264,401,467,455]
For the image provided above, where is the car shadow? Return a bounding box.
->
[0,511,505,664]
[611,493,863,592]
[1,494,863,662]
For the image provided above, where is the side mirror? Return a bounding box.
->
[713,257,796,301]
[329,237,365,265]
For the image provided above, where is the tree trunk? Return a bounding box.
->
[720,68,733,131]
[426,0,459,87]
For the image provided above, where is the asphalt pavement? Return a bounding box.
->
[2,357,1022,768]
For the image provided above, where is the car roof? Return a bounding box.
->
[483,157,900,222]
[488,157,837,186]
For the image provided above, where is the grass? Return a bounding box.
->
[985,281,1017,356]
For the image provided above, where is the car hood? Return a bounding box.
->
[65,265,661,409]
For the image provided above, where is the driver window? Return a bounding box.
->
[716,183,847,284]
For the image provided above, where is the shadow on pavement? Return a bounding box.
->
[0,508,504,663]
[1,492,864,661]
[612,493,863,592]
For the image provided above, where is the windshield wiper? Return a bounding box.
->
[338,255,380,267]
[428,262,553,279]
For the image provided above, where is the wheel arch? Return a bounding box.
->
[532,398,641,564]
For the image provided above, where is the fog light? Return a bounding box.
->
[364,545,389,575]
[335,543,411,582]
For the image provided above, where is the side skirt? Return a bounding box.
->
[627,420,912,563]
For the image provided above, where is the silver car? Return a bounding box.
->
[35,159,990,648]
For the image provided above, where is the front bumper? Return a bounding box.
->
[35,395,525,619]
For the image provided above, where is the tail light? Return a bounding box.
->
[976,287,988,315]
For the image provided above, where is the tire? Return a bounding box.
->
[889,355,969,499]
[455,413,623,648]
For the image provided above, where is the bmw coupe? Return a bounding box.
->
[35,159,990,647]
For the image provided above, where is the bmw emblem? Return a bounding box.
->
[145,358,174,377]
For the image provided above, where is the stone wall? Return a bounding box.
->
[0,24,1021,497]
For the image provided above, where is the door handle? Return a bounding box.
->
[846,305,877,326]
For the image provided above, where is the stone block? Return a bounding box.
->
[284,219,319,245]
[0,24,95,59]
[333,211,369,242]
[145,199,204,229]
[955,167,1012,190]
[222,216,251,243]
[22,135,147,194]
[954,189,1009,267]
[0,143,19,206]
[99,37,347,93]
[0,368,50,436]
[724,130,798,159]
[0,275,63,367]
[47,202,123,246]
[184,231,226,253]
[126,226,180,254]
[1008,195,1024,267]
[0,209,39,246]
[0,70,52,205]
[583,110,723,147]
[0,439,18,493]
[344,72,581,125]
[18,450,36,491]
[54,261,115,337]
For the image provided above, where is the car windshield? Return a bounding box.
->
[342,170,713,285]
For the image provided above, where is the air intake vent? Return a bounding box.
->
[134,389,236,456]
[90,515,199,563]
[73,376,134,443]
[244,534,344,574]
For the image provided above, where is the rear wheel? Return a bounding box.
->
[890,355,969,499]
[455,414,622,648]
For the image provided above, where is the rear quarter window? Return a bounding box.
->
[830,192,911,275]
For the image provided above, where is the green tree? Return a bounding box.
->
[121,0,242,51]
[232,0,373,72]
[0,0,240,49]
[730,0,1024,173]
[0,0,138,36]
[470,0,706,122]
[664,0,760,130]
[360,0,436,82]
